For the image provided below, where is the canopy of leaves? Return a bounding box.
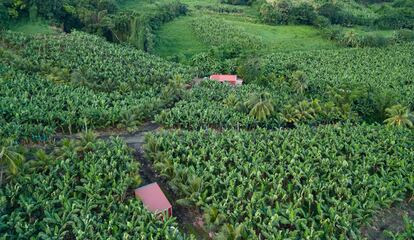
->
[0,138,190,239]
[146,124,414,239]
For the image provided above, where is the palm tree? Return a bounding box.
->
[0,139,24,185]
[245,92,274,121]
[291,70,308,94]
[384,104,413,128]
[161,74,186,107]
[223,93,238,108]
[281,99,321,124]
[216,223,247,240]
[342,30,360,47]
[23,149,53,172]
[203,207,226,232]
[117,110,143,132]
[79,130,97,151]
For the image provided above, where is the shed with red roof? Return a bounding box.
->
[210,74,243,86]
[135,182,172,217]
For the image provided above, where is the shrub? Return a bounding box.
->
[374,8,414,29]
[318,3,363,26]
[219,0,253,5]
[360,33,390,47]
[393,29,414,43]
[313,15,331,28]
[321,25,344,40]
[259,3,283,24]
[259,1,317,25]
[237,58,263,84]
[318,3,343,24]
[289,2,317,25]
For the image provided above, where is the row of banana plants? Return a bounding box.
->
[156,42,414,129]
[155,80,365,129]
[0,135,192,239]
[190,16,263,51]
[188,16,265,75]
[0,31,194,92]
[259,43,414,108]
[0,30,195,141]
[0,66,161,141]
[144,123,414,239]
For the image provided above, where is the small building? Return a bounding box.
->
[135,182,172,217]
[210,74,243,86]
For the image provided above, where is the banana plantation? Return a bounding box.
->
[1,0,413,239]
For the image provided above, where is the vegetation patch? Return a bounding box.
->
[0,31,192,92]
[145,124,414,239]
[0,31,193,140]
[157,43,414,129]
[154,16,209,61]
[0,136,190,239]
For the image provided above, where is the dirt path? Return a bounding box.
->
[118,124,210,239]
[361,199,414,239]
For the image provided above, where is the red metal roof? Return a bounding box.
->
[210,74,238,82]
[135,183,172,214]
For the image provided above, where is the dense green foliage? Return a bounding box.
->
[191,17,263,51]
[1,0,122,30]
[260,0,414,29]
[259,43,414,109]
[0,0,187,50]
[322,26,414,48]
[145,124,414,239]
[260,0,318,25]
[188,17,264,75]
[0,68,159,141]
[2,0,413,238]
[219,0,253,6]
[157,43,414,129]
[0,31,193,140]
[112,1,188,51]
[0,137,190,239]
[1,31,192,92]
[259,0,414,48]
[156,81,279,129]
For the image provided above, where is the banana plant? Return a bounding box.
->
[0,138,24,185]
[146,124,414,239]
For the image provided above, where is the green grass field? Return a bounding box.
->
[9,20,54,35]
[351,27,395,37]
[154,14,339,60]
[118,0,166,12]
[224,19,340,52]
[154,16,208,59]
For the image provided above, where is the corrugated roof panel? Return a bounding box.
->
[210,74,238,82]
[135,183,172,214]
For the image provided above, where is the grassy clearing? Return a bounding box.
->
[180,0,223,8]
[154,16,208,59]
[154,13,339,60]
[350,26,395,37]
[118,0,167,12]
[223,18,340,52]
[9,20,54,35]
